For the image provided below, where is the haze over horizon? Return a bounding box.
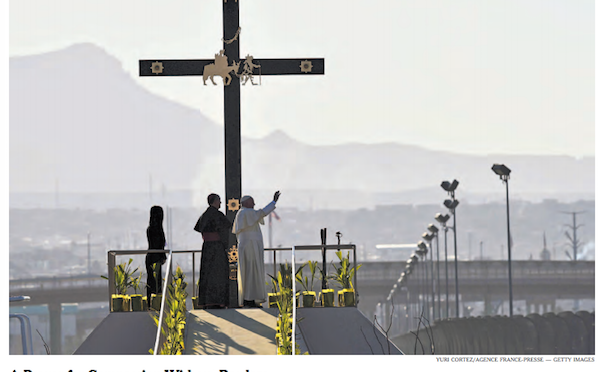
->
[9,0,595,157]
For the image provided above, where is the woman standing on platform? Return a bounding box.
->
[194,194,233,309]
[146,205,167,300]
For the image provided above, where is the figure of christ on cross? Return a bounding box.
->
[139,1,324,307]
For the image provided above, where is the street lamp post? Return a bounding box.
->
[405,266,414,329]
[398,280,409,333]
[421,234,435,321]
[441,179,460,318]
[416,246,428,319]
[492,163,513,317]
[428,224,441,320]
[435,213,450,319]
[406,254,418,327]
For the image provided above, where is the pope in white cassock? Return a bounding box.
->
[232,191,281,308]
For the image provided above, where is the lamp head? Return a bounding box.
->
[417,241,428,254]
[444,199,460,210]
[435,213,451,224]
[427,223,439,233]
[422,232,434,242]
[492,164,511,178]
[441,179,459,192]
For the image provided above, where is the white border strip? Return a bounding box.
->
[291,245,297,355]
[153,250,173,355]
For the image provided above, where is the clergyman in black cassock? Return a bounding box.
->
[194,194,233,308]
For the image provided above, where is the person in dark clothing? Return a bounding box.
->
[194,194,233,309]
[146,205,167,300]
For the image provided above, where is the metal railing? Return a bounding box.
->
[267,244,357,356]
[106,244,357,303]
[265,244,358,293]
[9,274,107,292]
[358,260,596,283]
[9,296,33,355]
[106,249,203,302]
[106,249,203,355]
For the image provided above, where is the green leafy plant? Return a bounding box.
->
[267,262,303,292]
[295,261,319,307]
[131,271,144,294]
[271,271,303,355]
[296,261,320,292]
[329,251,362,290]
[149,266,188,355]
[101,258,140,295]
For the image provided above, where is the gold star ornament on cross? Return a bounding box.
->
[227,198,240,211]
[300,60,313,73]
[228,245,239,263]
[150,61,164,74]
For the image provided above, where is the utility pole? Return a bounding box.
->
[560,211,585,260]
[479,241,483,260]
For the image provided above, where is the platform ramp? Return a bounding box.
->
[74,312,157,355]
[296,307,403,354]
[185,308,278,355]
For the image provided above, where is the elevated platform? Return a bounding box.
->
[74,307,402,355]
[74,311,157,355]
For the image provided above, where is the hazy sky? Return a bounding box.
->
[9,0,595,156]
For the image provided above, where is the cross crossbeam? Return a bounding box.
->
[139,58,325,76]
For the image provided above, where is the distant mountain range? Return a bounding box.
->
[10,44,594,209]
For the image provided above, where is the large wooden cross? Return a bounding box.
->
[139,1,324,305]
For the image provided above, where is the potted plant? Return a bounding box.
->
[149,262,164,311]
[320,289,335,307]
[267,262,302,308]
[312,261,334,307]
[101,258,140,312]
[329,251,362,307]
[296,261,318,307]
[130,272,144,311]
[150,293,163,311]
[111,294,125,312]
